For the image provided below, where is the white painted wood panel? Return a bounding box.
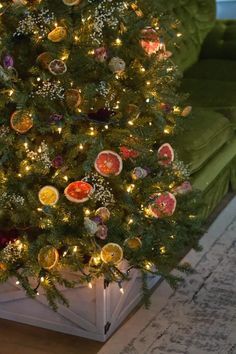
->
[0,265,159,341]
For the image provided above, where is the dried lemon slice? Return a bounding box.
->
[38,186,59,206]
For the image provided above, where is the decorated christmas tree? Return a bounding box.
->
[0,0,201,309]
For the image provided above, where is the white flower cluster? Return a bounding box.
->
[83,173,115,206]
[90,0,127,44]
[0,192,25,207]
[96,81,115,108]
[14,9,55,37]
[26,141,51,168]
[0,126,10,138]
[31,80,65,101]
[97,81,110,97]
[173,159,190,179]
[1,241,23,263]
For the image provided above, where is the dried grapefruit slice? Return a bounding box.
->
[149,192,176,218]
[157,143,174,166]
[140,27,160,55]
[95,150,123,177]
[64,181,94,203]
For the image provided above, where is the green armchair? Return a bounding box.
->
[160,0,236,218]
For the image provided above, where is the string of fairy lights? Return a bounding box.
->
[0,0,195,301]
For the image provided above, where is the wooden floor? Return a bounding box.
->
[0,319,103,354]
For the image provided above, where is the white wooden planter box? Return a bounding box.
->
[0,264,159,342]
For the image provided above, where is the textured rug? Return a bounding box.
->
[99,197,236,354]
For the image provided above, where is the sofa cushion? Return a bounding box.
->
[184,59,236,82]
[153,0,216,71]
[192,137,236,218]
[181,78,236,109]
[201,20,236,60]
[183,59,236,129]
[176,109,233,173]
[215,108,236,130]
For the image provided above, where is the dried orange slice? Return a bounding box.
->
[48,27,67,42]
[38,186,59,206]
[36,52,53,69]
[62,0,81,5]
[0,263,7,272]
[65,89,82,108]
[48,59,67,75]
[10,110,33,134]
[100,243,123,264]
[38,246,59,270]
[125,237,142,250]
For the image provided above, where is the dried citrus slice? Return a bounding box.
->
[124,237,142,250]
[95,207,110,222]
[10,110,33,134]
[181,106,192,117]
[149,192,176,218]
[48,27,67,42]
[140,27,160,55]
[38,246,59,270]
[36,52,53,69]
[38,186,59,206]
[65,89,82,108]
[157,143,174,166]
[95,150,123,177]
[0,263,7,272]
[174,181,192,195]
[64,181,94,203]
[48,59,67,75]
[62,0,81,5]
[100,243,123,264]
[12,0,27,5]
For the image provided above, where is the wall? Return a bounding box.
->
[217,0,236,18]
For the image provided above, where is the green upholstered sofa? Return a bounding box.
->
[159,0,236,218]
